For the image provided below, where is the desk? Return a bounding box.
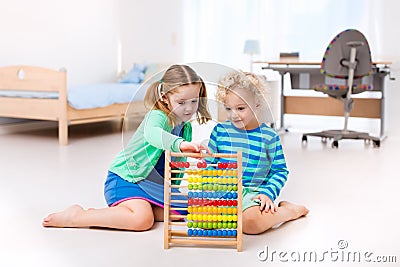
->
[257,61,392,139]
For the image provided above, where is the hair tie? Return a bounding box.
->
[157,80,163,100]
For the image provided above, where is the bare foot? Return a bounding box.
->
[278,201,309,220]
[42,204,85,228]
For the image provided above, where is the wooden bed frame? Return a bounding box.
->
[0,65,147,145]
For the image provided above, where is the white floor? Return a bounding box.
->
[0,116,399,267]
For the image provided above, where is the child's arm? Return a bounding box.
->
[143,110,188,152]
[257,134,289,204]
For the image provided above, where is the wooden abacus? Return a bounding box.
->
[164,151,243,251]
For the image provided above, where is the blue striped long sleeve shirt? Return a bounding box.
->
[207,121,288,201]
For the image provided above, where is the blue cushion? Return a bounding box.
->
[119,63,147,84]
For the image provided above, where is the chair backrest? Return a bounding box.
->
[321,29,372,79]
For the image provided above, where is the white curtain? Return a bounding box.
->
[183,0,372,69]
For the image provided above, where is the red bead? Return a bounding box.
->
[179,162,185,168]
[193,198,199,205]
[197,162,202,168]
[228,163,233,169]
[188,198,193,205]
[232,163,237,169]
[227,200,233,206]
[218,162,222,169]
[202,162,207,168]
[184,162,190,168]
[217,200,223,206]
[232,200,238,206]
[212,200,218,206]
[223,163,228,169]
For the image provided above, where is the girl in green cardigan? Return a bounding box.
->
[43,65,211,231]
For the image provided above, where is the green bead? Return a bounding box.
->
[193,222,198,228]
[213,222,218,229]
[217,222,223,228]
[232,222,237,229]
[233,185,238,191]
[197,222,203,228]
[187,222,193,228]
[188,184,193,190]
[208,222,213,228]
[227,222,232,228]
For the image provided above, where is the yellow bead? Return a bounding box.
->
[227,215,232,221]
[217,207,223,214]
[207,214,213,221]
[232,207,238,214]
[212,214,218,221]
[192,214,198,221]
[222,215,227,221]
[213,207,218,214]
[193,206,198,213]
[207,170,213,176]
[188,206,192,213]
[213,177,218,184]
[197,214,202,221]
[217,170,223,176]
[217,215,223,221]
[233,177,238,184]
[207,206,213,213]
[207,177,213,183]
[213,170,218,176]
[232,215,238,221]
[187,214,193,221]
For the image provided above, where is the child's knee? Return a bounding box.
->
[242,209,264,234]
[130,213,154,231]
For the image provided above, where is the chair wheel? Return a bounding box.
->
[372,140,380,148]
[332,140,339,148]
[302,135,307,143]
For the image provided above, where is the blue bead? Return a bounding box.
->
[213,192,218,198]
[207,192,213,198]
[193,229,198,236]
[227,230,233,236]
[233,230,237,236]
[188,229,193,236]
[222,230,227,236]
[192,192,197,198]
[232,192,238,199]
[217,230,223,236]
[207,230,212,236]
[188,192,193,198]
[212,230,218,236]
[227,192,232,199]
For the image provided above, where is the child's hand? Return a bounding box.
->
[252,194,277,214]
[179,141,211,156]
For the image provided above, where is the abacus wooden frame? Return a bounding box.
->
[163,151,243,251]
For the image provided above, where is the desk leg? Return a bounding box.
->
[278,73,289,133]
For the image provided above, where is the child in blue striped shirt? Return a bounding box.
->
[208,71,308,234]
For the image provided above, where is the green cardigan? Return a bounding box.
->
[109,109,192,183]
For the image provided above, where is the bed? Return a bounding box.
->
[0,65,148,145]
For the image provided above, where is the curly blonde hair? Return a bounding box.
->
[216,71,267,106]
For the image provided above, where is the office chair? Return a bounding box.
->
[301,29,380,148]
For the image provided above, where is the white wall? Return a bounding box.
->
[0,0,120,86]
[117,0,185,71]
